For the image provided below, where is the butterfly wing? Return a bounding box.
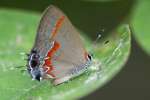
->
[33,5,60,57]
[33,5,91,85]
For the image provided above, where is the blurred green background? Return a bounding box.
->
[0,0,150,100]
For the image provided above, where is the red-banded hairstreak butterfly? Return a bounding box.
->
[27,5,92,85]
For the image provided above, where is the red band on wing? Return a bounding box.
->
[43,41,61,77]
[50,16,65,39]
[43,16,64,77]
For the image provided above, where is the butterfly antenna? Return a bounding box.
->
[21,69,27,73]
[15,65,26,69]
[15,65,27,73]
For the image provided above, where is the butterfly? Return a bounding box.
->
[27,5,92,85]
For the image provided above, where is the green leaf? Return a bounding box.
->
[0,9,130,100]
[132,1,150,54]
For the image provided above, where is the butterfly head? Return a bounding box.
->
[27,49,43,81]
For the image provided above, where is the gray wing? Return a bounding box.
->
[45,6,90,78]
[33,5,62,57]
[32,5,91,84]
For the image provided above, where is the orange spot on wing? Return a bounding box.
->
[84,52,89,60]
[50,16,65,39]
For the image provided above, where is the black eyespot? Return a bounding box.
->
[88,54,92,61]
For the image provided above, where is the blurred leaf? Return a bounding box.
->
[132,1,150,55]
[0,9,130,100]
[52,0,134,40]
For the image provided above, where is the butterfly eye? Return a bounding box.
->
[31,60,38,68]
